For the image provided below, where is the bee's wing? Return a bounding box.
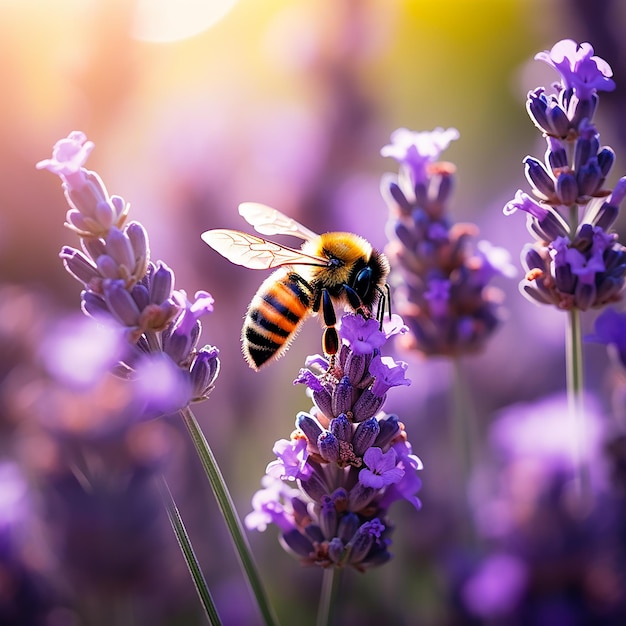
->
[201,229,327,270]
[238,202,319,241]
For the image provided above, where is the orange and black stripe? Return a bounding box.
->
[243,272,312,368]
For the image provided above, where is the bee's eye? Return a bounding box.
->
[353,267,373,298]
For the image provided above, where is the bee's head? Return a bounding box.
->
[349,249,390,309]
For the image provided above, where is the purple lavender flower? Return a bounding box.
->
[381,127,513,356]
[380,126,460,188]
[38,132,220,414]
[585,307,626,369]
[247,313,422,571]
[456,393,626,623]
[505,41,626,310]
[535,39,615,100]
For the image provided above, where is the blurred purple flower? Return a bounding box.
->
[133,354,193,417]
[380,127,459,186]
[490,393,606,481]
[382,127,510,356]
[40,315,125,388]
[585,307,626,369]
[462,553,528,619]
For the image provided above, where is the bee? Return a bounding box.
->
[201,203,390,370]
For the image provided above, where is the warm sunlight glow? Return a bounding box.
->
[132,0,238,43]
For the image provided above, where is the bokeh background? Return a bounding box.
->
[2,0,626,624]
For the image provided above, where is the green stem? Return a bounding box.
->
[451,357,478,544]
[566,308,591,500]
[179,406,280,626]
[316,567,342,626]
[158,475,222,626]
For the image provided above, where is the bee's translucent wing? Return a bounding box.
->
[201,229,327,270]
[238,202,319,241]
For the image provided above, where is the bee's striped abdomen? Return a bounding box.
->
[243,270,312,369]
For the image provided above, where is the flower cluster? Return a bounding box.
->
[37,131,219,412]
[504,39,626,310]
[245,314,422,571]
[380,127,515,356]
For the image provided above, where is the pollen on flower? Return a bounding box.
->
[525,268,544,281]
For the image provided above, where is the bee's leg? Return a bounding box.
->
[375,284,391,328]
[321,289,339,358]
[344,284,362,309]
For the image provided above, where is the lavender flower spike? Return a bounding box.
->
[504,42,626,311]
[381,126,511,356]
[248,313,422,571]
[39,132,220,416]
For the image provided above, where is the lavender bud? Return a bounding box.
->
[332,376,353,416]
[131,283,150,312]
[105,227,136,274]
[320,496,338,538]
[318,431,340,463]
[299,471,328,502]
[96,254,122,280]
[343,352,367,385]
[348,482,377,511]
[329,413,353,442]
[384,177,413,215]
[352,417,380,456]
[577,159,603,197]
[60,246,100,286]
[570,93,597,128]
[346,524,376,565]
[312,387,333,419]
[149,262,175,304]
[546,137,568,170]
[524,157,555,199]
[103,280,141,327]
[374,414,401,449]
[190,346,220,400]
[597,147,615,176]
[547,103,571,137]
[281,529,313,558]
[126,222,149,279]
[590,200,619,231]
[555,172,579,205]
[352,389,385,423]
[296,412,323,445]
[83,237,106,262]
[526,89,550,133]
[327,538,346,564]
[434,170,455,206]
[336,512,360,543]
[82,291,111,319]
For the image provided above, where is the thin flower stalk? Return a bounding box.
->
[159,475,222,626]
[503,40,626,497]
